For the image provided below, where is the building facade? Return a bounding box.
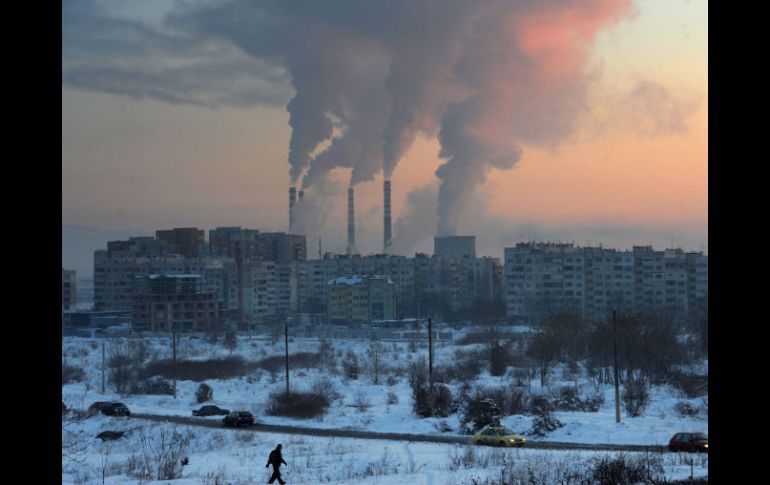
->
[326,275,396,324]
[132,274,222,332]
[62,268,77,310]
[504,243,708,326]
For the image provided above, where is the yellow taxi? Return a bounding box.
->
[471,425,526,447]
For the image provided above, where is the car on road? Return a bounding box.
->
[101,402,131,417]
[668,432,708,452]
[193,405,230,417]
[88,401,111,414]
[222,411,254,427]
[471,425,526,447]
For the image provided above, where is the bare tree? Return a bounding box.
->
[366,339,385,384]
[223,326,237,354]
[138,425,193,481]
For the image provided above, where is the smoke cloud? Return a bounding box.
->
[64,0,637,233]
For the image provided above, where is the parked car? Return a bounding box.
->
[222,411,254,427]
[88,401,110,414]
[471,425,526,447]
[101,402,131,417]
[193,405,230,417]
[668,432,708,452]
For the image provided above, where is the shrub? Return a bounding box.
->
[507,387,529,415]
[140,357,250,381]
[529,395,564,437]
[488,342,510,377]
[62,362,86,385]
[387,391,398,405]
[310,377,341,403]
[196,383,213,403]
[342,351,360,380]
[265,390,330,419]
[132,377,173,395]
[552,386,604,412]
[409,361,454,418]
[589,453,663,485]
[670,371,708,399]
[622,377,650,417]
[460,397,502,433]
[674,400,699,418]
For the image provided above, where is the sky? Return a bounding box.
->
[62,0,708,277]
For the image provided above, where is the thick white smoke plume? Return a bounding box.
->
[64,0,635,236]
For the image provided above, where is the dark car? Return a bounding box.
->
[222,411,254,427]
[669,432,708,452]
[193,405,230,417]
[101,402,131,417]
[88,401,111,414]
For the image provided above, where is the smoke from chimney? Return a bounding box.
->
[289,186,297,233]
[347,186,356,255]
[383,179,392,253]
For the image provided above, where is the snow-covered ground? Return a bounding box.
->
[62,416,708,485]
[62,333,708,483]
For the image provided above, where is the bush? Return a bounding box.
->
[674,400,699,418]
[552,386,604,412]
[310,377,340,403]
[589,453,663,485]
[133,377,174,395]
[62,362,85,385]
[460,397,502,433]
[140,357,250,381]
[529,395,564,437]
[387,391,399,405]
[488,342,510,377]
[622,377,650,417]
[196,383,213,403]
[342,351,360,380]
[670,371,708,399]
[265,390,330,419]
[409,362,454,418]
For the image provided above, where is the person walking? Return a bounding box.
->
[266,443,287,484]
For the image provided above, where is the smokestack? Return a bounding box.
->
[347,186,356,255]
[289,186,297,233]
[383,179,392,253]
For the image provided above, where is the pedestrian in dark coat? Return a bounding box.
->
[266,444,287,484]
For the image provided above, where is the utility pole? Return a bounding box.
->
[428,317,433,391]
[172,329,177,399]
[101,342,105,394]
[284,319,290,395]
[613,310,620,424]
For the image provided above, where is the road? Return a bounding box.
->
[127,412,666,453]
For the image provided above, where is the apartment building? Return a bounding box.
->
[326,275,395,324]
[504,243,708,326]
[132,274,222,332]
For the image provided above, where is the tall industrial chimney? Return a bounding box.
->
[347,186,356,255]
[383,179,392,253]
[289,186,297,233]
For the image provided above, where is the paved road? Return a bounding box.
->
[128,413,666,453]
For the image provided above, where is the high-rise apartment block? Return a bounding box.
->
[504,243,708,326]
[132,274,222,332]
[155,228,205,257]
[326,275,395,324]
[62,268,77,310]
